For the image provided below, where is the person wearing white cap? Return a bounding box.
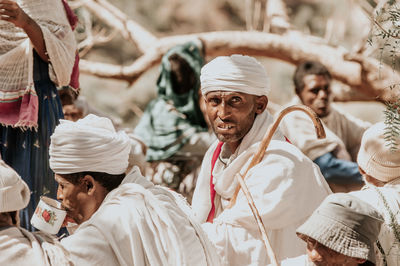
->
[191,54,331,265]
[0,160,72,265]
[49,114,220,266]
[350,122,400,266]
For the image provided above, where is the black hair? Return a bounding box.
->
[60,171,126,192]
[293,60,331,94]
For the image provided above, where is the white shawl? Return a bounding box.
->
[0,227,72,266]
[0,0,76,90]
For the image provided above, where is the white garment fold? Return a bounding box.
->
[0,227,72,266]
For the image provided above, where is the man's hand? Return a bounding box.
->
[0,0,31,29]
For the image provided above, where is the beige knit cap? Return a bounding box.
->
[357,122,400,182]
[0,160,30,212]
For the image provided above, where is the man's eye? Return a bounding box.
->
[231,96,242,103]
[208,98,220,105]
[311,89,320,94]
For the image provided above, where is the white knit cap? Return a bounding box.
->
[50,114,131,175]
[200,54,270,96]
[357,122,400,182]
[0,160,30,212]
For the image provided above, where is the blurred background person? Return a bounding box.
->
[280,60,370,192]
[134,40,215,201]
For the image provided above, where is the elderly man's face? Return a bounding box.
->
[204,91,267,152]
[299,74,332,118]
[306,237,366,266]
[55,174,104,225]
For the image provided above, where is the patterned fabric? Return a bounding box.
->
[0,53,64,231]
[0,0,76,129]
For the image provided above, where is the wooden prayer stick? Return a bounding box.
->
[227,105,326,265]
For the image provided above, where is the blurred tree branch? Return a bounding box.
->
[71,0,400,103]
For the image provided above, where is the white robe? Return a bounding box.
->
[61,166,219,266]
[0,226,72,266]
[279,96,371,161]
[350,178,400,266]
[192,110,331,265]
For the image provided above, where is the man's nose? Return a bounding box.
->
[56,185,63,201]
[217,101,231,120]
[317,89,329,99]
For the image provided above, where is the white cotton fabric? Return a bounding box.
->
[0,0,76,92]
[350,179,400,266]
[0,160,30,213]
[272,255,312,266]
[0,227,72,266]
[49,114,131,175]
[192,110,332,265]
[200,54,270,96]
[61,167,220,266]
[279,96,371,161]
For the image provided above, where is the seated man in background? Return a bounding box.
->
[192,54,331,265]
[278,193,383,266]
[280,60,370,192]
[50,114,219,266]
[134,40,215,200]
[0,160,72,265]
[350,122,400,265]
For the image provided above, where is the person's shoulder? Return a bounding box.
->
[263,140,310,161]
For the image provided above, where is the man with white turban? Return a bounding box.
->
[192,54,331,265]
[49,114,219,266]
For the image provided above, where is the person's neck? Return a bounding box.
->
[0,215,13,228]
[226,141,241,154]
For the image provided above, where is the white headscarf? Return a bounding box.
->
[200,54,270,96]
[49,114,131,175]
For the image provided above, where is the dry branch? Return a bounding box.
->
[79,0,158,53]
[79,30,400,103]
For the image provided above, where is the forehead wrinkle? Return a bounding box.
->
[206,90,249,98]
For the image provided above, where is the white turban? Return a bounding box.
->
[50,114,131,175]
[200,54,270,96]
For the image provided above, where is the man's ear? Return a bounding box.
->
[255,96,268,114]
[82,175,95,195]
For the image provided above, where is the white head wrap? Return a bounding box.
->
[50,114,131,175]
[200,54,270,96]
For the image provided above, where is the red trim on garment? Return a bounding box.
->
[206,137,290,222]
[206,141,223,223]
